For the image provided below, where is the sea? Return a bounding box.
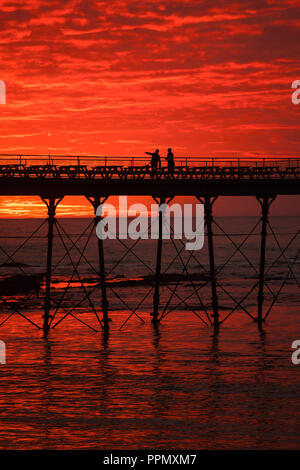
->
[0,216,299,449]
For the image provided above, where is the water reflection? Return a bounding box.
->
[0,308,299,449]
[42,337,52,448]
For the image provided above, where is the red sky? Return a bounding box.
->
[0,0,299,216]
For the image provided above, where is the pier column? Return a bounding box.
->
[152,197,166,324]
[203,196,219,330]
[87,196,109,330]
[256,196,275,325]
[41,196,63,335]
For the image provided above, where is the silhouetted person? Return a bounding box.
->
[166,148,175,176]
[145,149,161,177]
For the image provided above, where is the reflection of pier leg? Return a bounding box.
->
[204,197,219,330]
[41,197,62,335]
[257,196,275,325]
[87,196,109,330]
[98,231,109,329]
[152,197,165,324]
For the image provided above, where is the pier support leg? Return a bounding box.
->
[87,196,109,330]
[256,196,275,325]
[204,196,219,330]
[152,197,165,324]
[41,197,63,335]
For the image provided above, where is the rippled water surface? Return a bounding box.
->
[0,217,299,449]
[0,308,299,449]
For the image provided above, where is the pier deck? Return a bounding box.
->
[0,154,299,334]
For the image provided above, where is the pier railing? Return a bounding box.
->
[0,154,299,180]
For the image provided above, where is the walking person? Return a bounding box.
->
[145,149,161,177]
[166,148,175,176]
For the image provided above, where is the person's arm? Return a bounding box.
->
[145,152,152,156]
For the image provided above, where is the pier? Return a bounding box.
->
[0,154,299,334]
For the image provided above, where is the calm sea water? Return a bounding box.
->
[0,217,299,449]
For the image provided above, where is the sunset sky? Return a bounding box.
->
[0,0,299,216]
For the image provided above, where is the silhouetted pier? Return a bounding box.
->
[0,154,299,334]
